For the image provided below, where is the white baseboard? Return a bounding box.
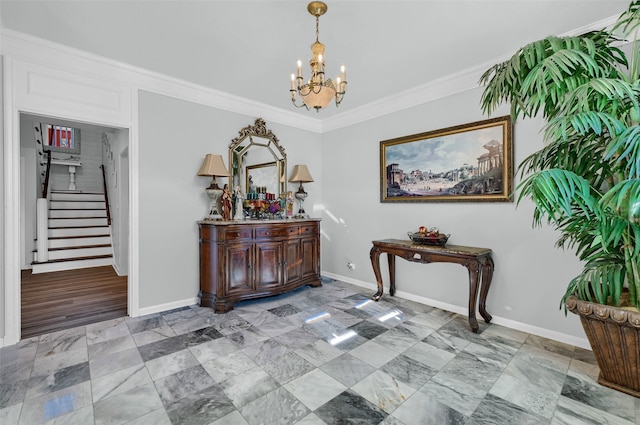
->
[321,271,591,350]
[136,297,199,317]
[0,337,4,348]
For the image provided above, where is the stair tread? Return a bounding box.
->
[33,254,113,265]
[49,225,110,229]
[48,244,112,251]
[51,191,104,194]
[49,216,107,219]
[49,232,109,240]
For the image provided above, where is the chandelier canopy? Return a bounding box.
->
[290,1,347,112]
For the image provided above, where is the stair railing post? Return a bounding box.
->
[36,198,49,263]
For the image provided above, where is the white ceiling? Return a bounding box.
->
[0,1,630,118]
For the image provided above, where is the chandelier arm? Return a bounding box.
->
[291,96,310,110]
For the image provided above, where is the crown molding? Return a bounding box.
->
[321,13,621,133]
[0,12,621,135]
[0,28,323,133]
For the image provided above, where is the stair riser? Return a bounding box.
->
[31,257,113,274]
[49,209,107,219]
[50,201,106,210]
[34,246,112,261]
[49,218,108,227]
[34,191,113,273]
[48,227,110,238]
[47,236,112,249]
[50,193,104,202]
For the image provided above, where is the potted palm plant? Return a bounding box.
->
[479,1,640,397]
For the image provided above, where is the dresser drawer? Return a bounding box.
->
[223,228,253,241]
[299,224,317,236]
[255,226,299,239]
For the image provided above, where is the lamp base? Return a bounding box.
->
[204,186,223,221]
[294,184,309,218]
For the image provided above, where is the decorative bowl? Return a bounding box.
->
[407,231,450,246]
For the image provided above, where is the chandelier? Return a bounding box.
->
[290,1,347,112]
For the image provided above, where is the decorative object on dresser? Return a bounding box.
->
[197,154,230,220]
[288,165,314,218]
[198,219,322,312]
[290,1,347,112]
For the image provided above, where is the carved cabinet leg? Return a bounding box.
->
[465,260,480,333]
[370,246,384,301]
[479,256,494,323]
[388,254,396,296]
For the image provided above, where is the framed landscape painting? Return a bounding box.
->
[380,116,513,202]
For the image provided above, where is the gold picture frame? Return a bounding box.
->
[380,116,513,202]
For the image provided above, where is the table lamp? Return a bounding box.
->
[288,164,314,218]
[198,154,230,220]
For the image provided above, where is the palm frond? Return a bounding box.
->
[599,179,640,255]
[480,32,627,120]
[605,125,640,178]
[613,1,640,37]
[481,2,640,310]
[516,169,597,224]
[563,261,626,307]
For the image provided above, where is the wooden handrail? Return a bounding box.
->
[42,150,52,198]
[100,164,112,226]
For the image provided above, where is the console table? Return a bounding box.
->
[369,239,494,332]
[199,218,321,313]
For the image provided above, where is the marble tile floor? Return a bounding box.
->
[1,278,639,425]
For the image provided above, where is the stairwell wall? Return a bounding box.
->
[19,117,37,270]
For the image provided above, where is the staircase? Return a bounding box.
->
[32,191,113,274]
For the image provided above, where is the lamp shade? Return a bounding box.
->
[198,154,229,177]
[289,165,314,183]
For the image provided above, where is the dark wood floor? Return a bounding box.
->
[21,266,127,338]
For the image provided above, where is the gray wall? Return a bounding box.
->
[319,87,586,339]
[0,57,4,339]
[137,91,322,309]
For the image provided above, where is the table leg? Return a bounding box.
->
[388,253,396,296]
[465,260,480,333]
[479,256,494,323]
[370,246,384,301]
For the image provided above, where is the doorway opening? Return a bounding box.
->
[19,113,130,338]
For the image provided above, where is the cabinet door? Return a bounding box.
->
[226,243,254,294]
[284,239,302,284]
[301,237,318,278]
[255,241,282,289]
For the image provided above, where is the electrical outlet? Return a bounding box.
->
[347,262,355,270]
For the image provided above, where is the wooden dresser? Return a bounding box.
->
[198,218,321,313]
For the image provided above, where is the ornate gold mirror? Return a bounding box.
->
[229,118,287,198]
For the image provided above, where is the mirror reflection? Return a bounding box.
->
[247,161,278,195]
[229,118,287,200]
